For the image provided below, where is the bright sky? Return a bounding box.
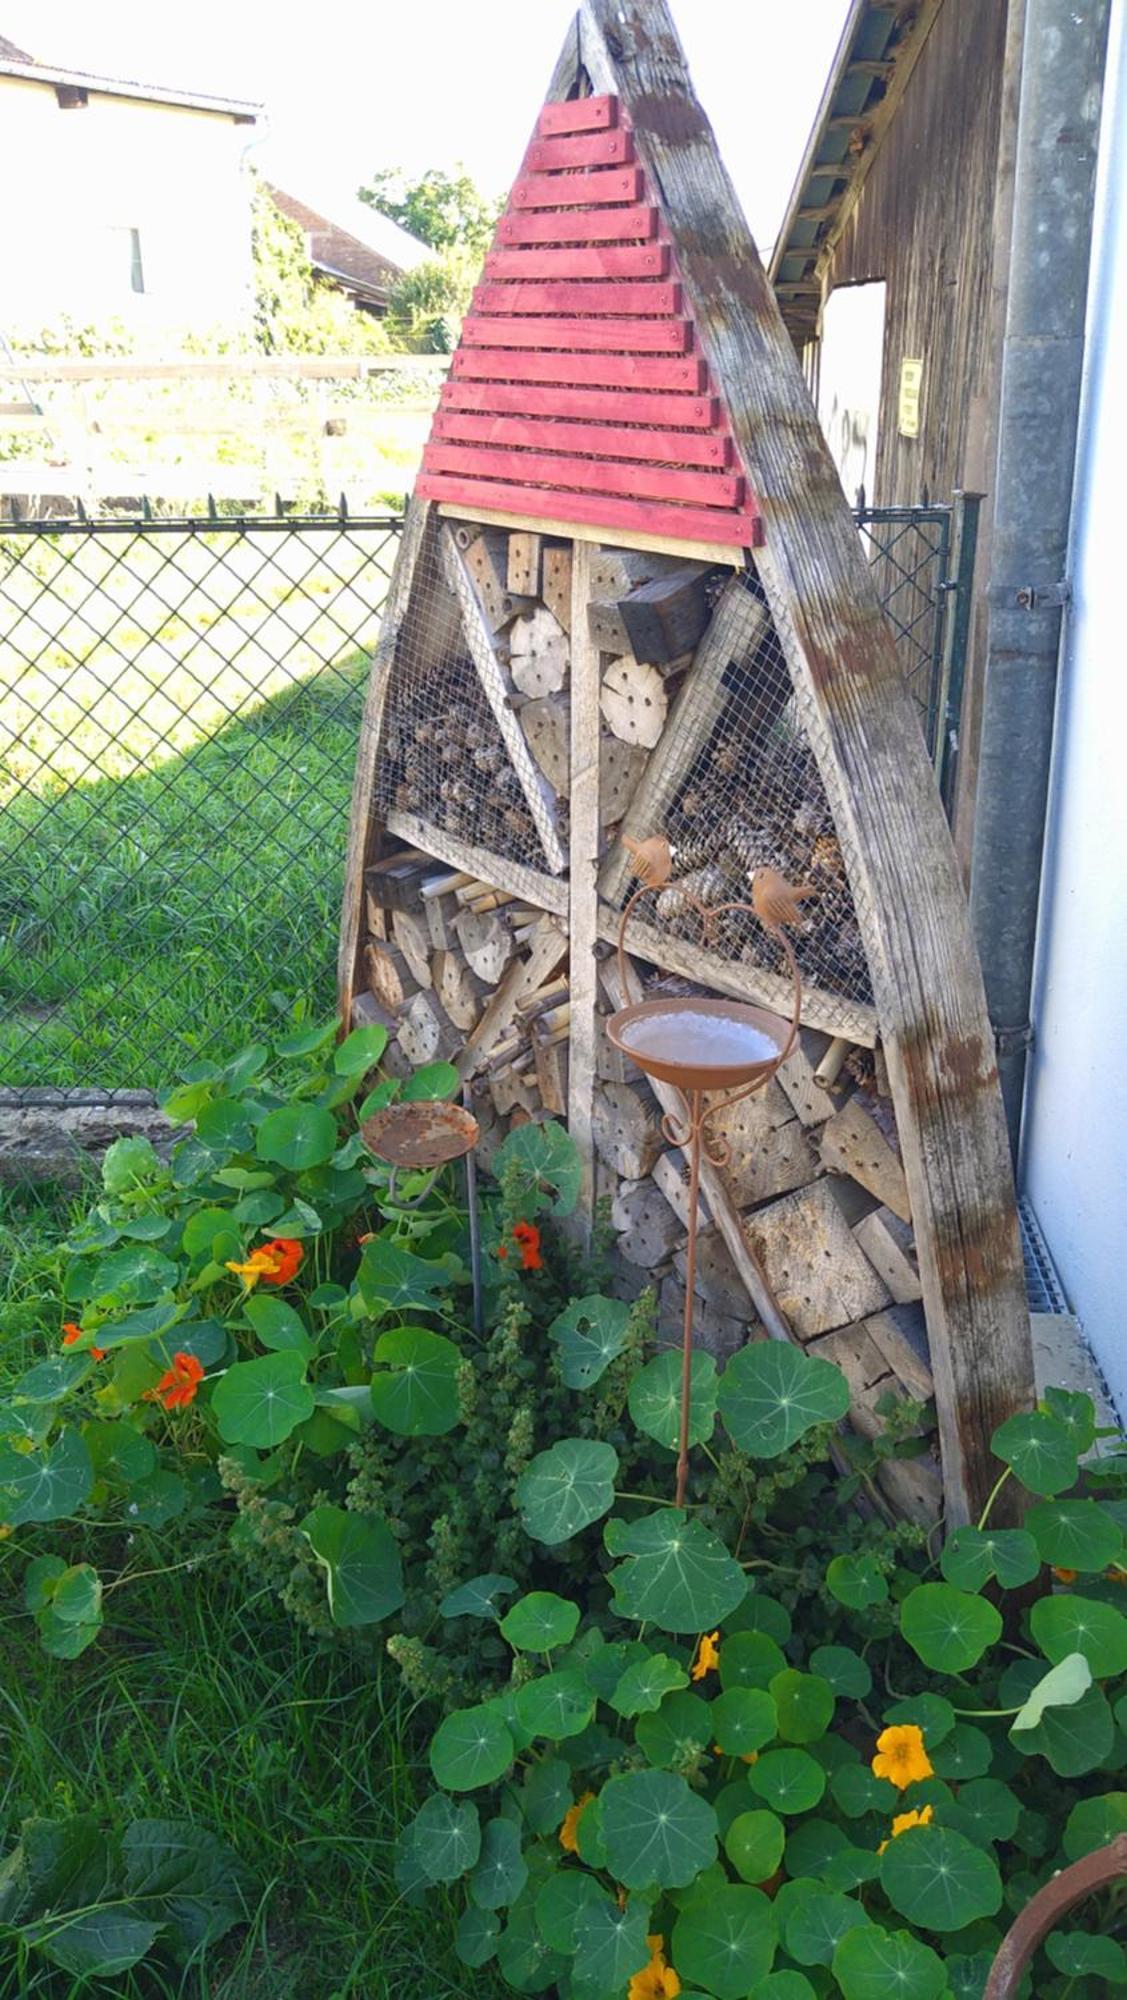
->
[1,1,850,258]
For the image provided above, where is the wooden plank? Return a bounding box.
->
[512,165,642,208]
[568,539,602,1240]
[527,130,630,171]
[599,576,767,904]
[542,544,574,630]
[484,243,670,280]
[742,1180,890,1340]
[820,1096,911,1223]
[776,1028,838,1126]
[854,1205,923,1303]
[437,501,742,570]
[451,349,704,391]
[424,441,740,510]
[507,530,542,597]
[443,380,716,427]
[457,917,570,1081]
[601,958,795,1345]
[581,0,1033,1526]
[601,909,879,1046]
[337,497,432,1026]
[495,202,658,246]
[593,562,712,662]
[434,410,730,469]
[386,810,567,918]
[474,279,680,317]
[537,92,617,135]
[422,477,760,548]
[459,315,689,354]
[438,525,567,876]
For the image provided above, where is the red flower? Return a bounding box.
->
[496,1243,509,1261]
[62,1321,105,1362]
[144,1351,205,1411]
[258,1237,304,1285]
[511,1221,542,1272]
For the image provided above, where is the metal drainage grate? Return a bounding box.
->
[1018,1196,1069,1315]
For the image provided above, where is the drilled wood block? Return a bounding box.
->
[853,1205,923,1304]
[741,1180,890,1339]
[820,1096,911,1222]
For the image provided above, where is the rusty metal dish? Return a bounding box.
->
[605,996,792,1093]
[361,1100,479,1169]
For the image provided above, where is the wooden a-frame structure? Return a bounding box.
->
[340,0,1033,1524]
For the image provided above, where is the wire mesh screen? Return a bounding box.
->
[854,506,952,751]
[376,516,562,875]
[602,569,873,1022]
[0,514,400,1102]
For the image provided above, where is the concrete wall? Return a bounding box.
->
[1022,0,1127,1410]
[1,75,254,338]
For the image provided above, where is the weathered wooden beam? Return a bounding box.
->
[568,540,602,1237]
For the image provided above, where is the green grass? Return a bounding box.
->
[0,524,400,1090]
[0,1201,504,2000]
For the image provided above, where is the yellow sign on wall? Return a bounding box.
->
[899,357,924,438]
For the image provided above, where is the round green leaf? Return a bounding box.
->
[942,1778,1021,1847]
[213,1351,314,1447]
[521,1759,572,1837]
[711,1687,778,1757]
[440,1573,517,1621]
[899,1582,1002,1673]
[1046,1931,1127,1983]
[401,1060,460,1101]
[628,1349,718,1451]
[718,1341,850,1458]
[468,1817,527,1911]
[830,1763,898,1820]
[276,1017,337,1057]
[24,1554,67,1612]
[880,1825,1002,1931]
[785,1819,849,1879]
[126,1468,187,1528]
[832,1924,946,2000]
[456,1904,499,1968]
[370,1325,461,1437]
[610,1652,689,1718]
[1013,1680,1114,1774]
[195,1098,254,1153]
[301,1504,404,1626]
[495,1894,567,1992]
[333,1023,389,1075]
[747,1976,817,2000]
[769,1670,834,1745]
[991,1411,1078,1495]
[514,1670,594,1742]
[255,1103,338,1170]
[84,1421,156,1487]
[940,1525,1041,1592]
[87,1245,179,1302]
[548,1294,632,1389]
[636,1689,711,1768]
[0,1427,93,1525]
[930,1723,992,1781]
[500,1592,579,1653]
[810,1646,871,1699]
[1026,1498,1124,1572]
[516,1439,618,1546]
[825,1553,888,1610]
[599,1768,718,1888]
[1008,1652,1091,1730]
[822,1846,882,1892]
[719,1629,788,1691]
[1030,1592,1127,1676]
[883,1692,956,1748]
[606,1508,748,1633]
[783,1887,869,1966]
[244,1295,313,1359]
[430,1703,515,1791]
[52,1563,103,1627]
[492,1120,581,1216]
[36,1608,101,1659]
[673,1885,777,1998]
[1063,1790,1127,1860]
[534,1870,608,1953]
[731,1593,793,1644]
[411,1792,480,1882]
[747,1749,827,1815]
[725,1810,786,1884]
[572,1893,651,1991]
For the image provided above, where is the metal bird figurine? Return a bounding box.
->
[623,834,674,890]
[750,865,815,930]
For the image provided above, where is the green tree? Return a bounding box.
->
[385,246,481,354]
[358,166,501,257]
[251,185,390,355]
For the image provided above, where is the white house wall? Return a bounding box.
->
[1,77,254,337]
[1022,0,1127,1411]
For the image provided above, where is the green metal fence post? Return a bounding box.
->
[934,490,983,815]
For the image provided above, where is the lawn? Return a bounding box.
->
[0,521,400,1091]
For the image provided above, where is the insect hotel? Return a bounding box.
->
[340,0,1034,1526]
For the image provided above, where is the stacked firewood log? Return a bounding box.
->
[356,518,941,1520]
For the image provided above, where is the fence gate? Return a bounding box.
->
[0,500,974,1186]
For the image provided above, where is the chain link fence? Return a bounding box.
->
[0,500,972,1185]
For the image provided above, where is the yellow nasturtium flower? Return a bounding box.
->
[691,1630,720,1682]
[871,1723,933,1790]
[879,1802,934,1853]
[628,1935,681,1999]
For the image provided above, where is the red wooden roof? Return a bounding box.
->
[417,94,763,550]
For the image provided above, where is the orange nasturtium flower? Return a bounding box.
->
[144,1352,204,1411]
[1052,1566,1079,1585]
[691,1630,721,1682]
[871,1723,933,1791]
[628,1934,681,2000]
[1107,1566,1127,1586]
[225,1236,303,1289]
[558,1791,595,1854]
[510,1221,543,1272]
[62,1321,105,1362]
[879,1803,934,1854]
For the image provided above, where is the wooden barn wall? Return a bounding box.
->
[825,0,1010,508]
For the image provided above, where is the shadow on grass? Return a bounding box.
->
[0,654,373,1094]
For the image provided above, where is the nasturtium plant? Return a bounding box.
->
[606,1509,747,1632]
[629,1348,718,1450]
[516,1438,618,1546]
[547,1293,632,1389]
[718,1340,851,1458]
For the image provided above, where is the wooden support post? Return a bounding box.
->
[568,538,601,1240]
